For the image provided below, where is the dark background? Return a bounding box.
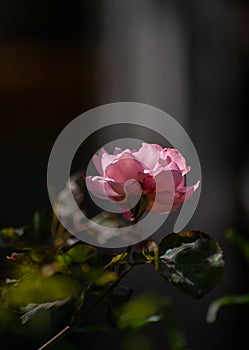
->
[1,1,249,349]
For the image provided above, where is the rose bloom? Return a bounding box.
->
[86,143,199,220]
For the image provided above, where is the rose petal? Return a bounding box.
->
[154,169,182,192]
[133,143,162,169]
[92,148,106,175]
[113,147,123,155]
[101,152,120,173]
[86,176,122,200]
[101,148,135,172]
[161,148,190,175]
[175,180,200,202]
[105,153,147,183]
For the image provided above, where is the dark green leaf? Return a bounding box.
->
[158,231,224,299]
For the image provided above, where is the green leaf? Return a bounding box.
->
[19,297,71,324]
[67,243,97,263]
[81,267,118,286]
[158,231,224,299]
[107,252,129,267]
[3,247,53,280]
[55,253,73,267]
[206,294,249,323]
[5,274,79,307]
[94,270,118,286]
[117,294,162,330]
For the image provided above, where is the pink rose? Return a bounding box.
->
[86,143,199,219]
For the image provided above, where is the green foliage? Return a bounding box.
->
[20,298,72,324]
[5,275,79,307]
[107,252,129,267]
[207,294,249,323]
[67,244,97,263]
[117,294,162,330]
[0,206,225,350]
[158,231,224,298]
[82,267,118,286]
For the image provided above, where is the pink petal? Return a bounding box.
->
[154,169,183,192]
[175,180,200,202]
[153,159,181,175]
[113,147,123,155]
[101,148,135,172]
[101,152,120,173]
[92,148,106,175]
[133,143,162,170]
[161,148,190,175]
[105,153,147,183]
[146,180,200,214]
[141,174,156,194]
[86,176,123,200]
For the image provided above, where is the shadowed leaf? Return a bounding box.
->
[20,297,71,324]
[158,231,224,299]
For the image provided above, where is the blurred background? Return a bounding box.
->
[0,0,248,349]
